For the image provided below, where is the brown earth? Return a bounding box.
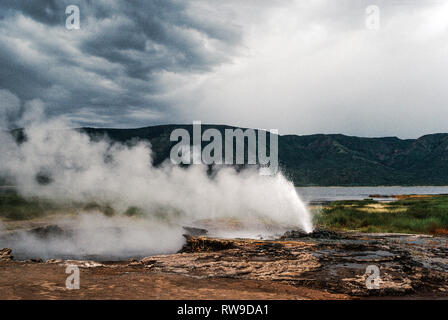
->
[0,260,346,300]
[1,229,447,300]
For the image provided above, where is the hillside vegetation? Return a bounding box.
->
[80,125,448,186]
[6,125,448,186]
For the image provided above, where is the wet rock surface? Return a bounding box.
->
[0,248,13,261]
[280,228,344,240]
[1,227,447,298]
[141,230,448,297]
[182,226,208,237]
[28,225,71,239]
[180,235,236,252]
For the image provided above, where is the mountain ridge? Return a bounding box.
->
[5,125,448,186]
[79,125,448,186]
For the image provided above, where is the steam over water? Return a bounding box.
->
[0,115,312,260]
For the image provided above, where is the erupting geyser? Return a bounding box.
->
[0,115,313,259]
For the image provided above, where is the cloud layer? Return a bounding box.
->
[0,0,242,127]
[1,0,448,137]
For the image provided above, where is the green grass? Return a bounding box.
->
[2,191,448,235]
[314,196,448,235]
[0,193,146,221]
[0,193,56,220]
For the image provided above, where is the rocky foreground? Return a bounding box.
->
[1,228,448,299]
[143,229,448,297]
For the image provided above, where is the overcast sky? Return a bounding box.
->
[0,0,448,138]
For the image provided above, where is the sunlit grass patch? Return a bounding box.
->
[314,195,448,235]
[357,203,407,213]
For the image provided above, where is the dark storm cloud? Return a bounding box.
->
[1,0,447,137]
[0,0,242,127]
[81,0,239,79]
[2,0,63,25]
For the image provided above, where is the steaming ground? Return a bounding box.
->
[0,115,313,260]
[1,213,185,261]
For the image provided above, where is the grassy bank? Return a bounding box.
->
[0,193,144,223]
[2,192,448,236]
[313,196,448,235]
[0,193,59,221]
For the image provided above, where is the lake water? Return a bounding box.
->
[295,186,448,203]
[3,185,448,203]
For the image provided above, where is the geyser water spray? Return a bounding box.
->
[0,113,313,259]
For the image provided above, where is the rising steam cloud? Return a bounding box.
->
[0,102,312,260]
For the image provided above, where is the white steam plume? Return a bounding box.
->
[2,213,185,261]
[0,105,313,259]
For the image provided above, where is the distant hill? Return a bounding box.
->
[6,125,448,186]
[79,125,448,186]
